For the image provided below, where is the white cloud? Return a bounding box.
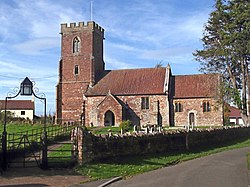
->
[105,56,139,70]
[0,59,57,82]
[16,0,86,38]
[13,38,59,55]
[0,0,214,115]
[107,42,144,52]
[140,46,194,60]
[0,60,29,75]
[98,1,210,50]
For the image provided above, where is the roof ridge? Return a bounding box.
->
[174,73,219,77]
[0,99,33,101]
[107,67,167,72]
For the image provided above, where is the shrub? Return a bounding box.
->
[119,120,133,132]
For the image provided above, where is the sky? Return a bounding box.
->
[0,0,216,115]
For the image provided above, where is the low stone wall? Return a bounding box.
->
[74,127,250,164]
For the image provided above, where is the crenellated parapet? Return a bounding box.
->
[61,21,104,36]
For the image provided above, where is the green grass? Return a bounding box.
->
[48,143,72,162]
[0,122,68,134]
[47,143,76,168]
[88,126,121,135]
[0,123,44,134]
[76,138,250,180]
[0,123,74,150]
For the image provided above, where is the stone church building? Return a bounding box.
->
[56,21,223,127]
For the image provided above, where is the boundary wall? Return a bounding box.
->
[71,127,250,164]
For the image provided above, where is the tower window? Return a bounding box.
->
[74,65,79,75]
[175,102,183,112]
[141,97,149,110]
[73,37,80,53]
[203,101,211,112]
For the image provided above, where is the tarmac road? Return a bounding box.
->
[109,147,250,187]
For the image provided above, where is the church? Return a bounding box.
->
[56,21,224,128]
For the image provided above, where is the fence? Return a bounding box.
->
[0,124,76,169]
[6,125,74,149]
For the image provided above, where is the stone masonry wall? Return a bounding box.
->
[118,95,169,127]
[76,127,250,164]
[61,82,88,123]
[85,94,169,127]
[57,22,105,124]
[97,94,123,127]
[174,98,223,127]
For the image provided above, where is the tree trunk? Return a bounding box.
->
[240,58,248,126]
[245,59,250,126]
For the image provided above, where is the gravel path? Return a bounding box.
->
[0,167,89,187]
[0,140,89,187]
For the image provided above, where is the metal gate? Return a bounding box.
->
[6,132,43,168]
[1,125,78,171]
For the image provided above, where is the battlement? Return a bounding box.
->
[61,21,104,34]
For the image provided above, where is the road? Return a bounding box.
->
[109,147,250,187]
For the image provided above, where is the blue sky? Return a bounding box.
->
[0,0,215,115]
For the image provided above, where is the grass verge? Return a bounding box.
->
[76,138,250,180]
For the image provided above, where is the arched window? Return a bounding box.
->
[175,102,183,112]
[203,101,211,112]
[73,37,80,53]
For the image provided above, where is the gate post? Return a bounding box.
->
[71,127,79,161]
[1,131,7,171]
[41,131,48,169]
[2,97,9,171]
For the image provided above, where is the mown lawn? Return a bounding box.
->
[88,126,121,135]
[76,138,250,180]
[0,123,44,134]
[0,123,73,149]
[48,143,73,165]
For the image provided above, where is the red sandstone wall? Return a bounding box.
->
[85,94,169,127]
[57,22,104,124]
[174,98,223,127]
[78,127,250,163]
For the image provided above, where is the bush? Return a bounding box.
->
[119,120,133,132]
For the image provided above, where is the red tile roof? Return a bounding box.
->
[228,105,241,117]
[173,74,220,98]
[85,68,167,96]
[0,100,34,110]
